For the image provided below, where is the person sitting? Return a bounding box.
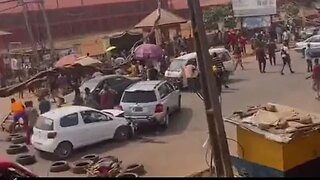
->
[10,98,27,134]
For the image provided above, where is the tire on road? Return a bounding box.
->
[6,144,28,155]
[11,135,26,144]
[50,161,70,173]
[54,141,73,160]
[98,155,119,164]
[116,172,138,178]
[6,133,21,142]
[16,154,36,165]
[124,164,145,175]
[81,154,99,163]
[113,126,130,141]
[71,160,93,174]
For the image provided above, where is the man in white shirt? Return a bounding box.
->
[305,43,313,72]
[280,44,294,75]
[282,30,289,47]
[184,60,199,92]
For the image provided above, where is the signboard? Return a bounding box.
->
[232,0,277,17]
[243,16,271,29]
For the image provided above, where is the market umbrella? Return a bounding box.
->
[106,46,117,52]
[55,54,81,68]
[134,44,163,60]
[75,56,102,66]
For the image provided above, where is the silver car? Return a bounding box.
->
[119,80,181,129]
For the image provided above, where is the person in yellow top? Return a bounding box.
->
[11,98,27,126]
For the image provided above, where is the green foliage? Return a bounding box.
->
[203,6,233,30]
[224,16,237,29]
[282,3,300,19]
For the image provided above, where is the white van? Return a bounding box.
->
[164,48,235,89]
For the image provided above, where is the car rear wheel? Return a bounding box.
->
[54,142,73,160]
[113,126,130,141]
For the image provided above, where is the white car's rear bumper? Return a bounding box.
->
[31,136,57,153]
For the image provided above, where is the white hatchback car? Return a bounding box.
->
[31,106,132,159]
[119,80,181,129]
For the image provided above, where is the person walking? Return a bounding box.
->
[25,101,39,145]
[147,64,159,80]
[239,35,247,56]
[311,58,320,99]
[305,43,313,72]
[10,98,27,134]
[234,44,244,71]
[256,47,267,73]
[280,44,294,75]
[73,88,84,105]
[282,30,290,47]
[267,39,277,66]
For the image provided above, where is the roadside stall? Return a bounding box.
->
[226,103,320,177]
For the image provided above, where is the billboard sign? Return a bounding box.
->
[232,0,277,17]
[242,16,271,29]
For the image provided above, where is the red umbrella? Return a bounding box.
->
[55,54,81,68]
[134,44,163,60]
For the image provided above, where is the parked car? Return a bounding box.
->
[64,75,140,107]
[164,47,235,89]
[31,106,133,159]
[295,35,320,54]
[119,80,181,129]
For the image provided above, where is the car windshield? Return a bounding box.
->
[122,91,157,103]
[35,116,54,131]
[168,60,185,71]
[79,78,101,92]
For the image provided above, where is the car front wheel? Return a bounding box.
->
[54,142,73,160]
[113,126,131,141]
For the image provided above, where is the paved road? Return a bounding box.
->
[0,50,317,177]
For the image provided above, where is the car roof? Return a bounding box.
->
[175,47,228,60]
[41,106,97,120]
[125,80,163,92]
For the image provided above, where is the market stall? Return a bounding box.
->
[226,103,320,177]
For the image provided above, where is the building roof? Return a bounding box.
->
[169,0,231,10]
[135,8,187,28]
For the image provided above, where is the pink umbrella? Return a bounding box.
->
[55,54,81,68]
[134,44,163,60]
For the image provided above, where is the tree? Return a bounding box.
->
[203,6,232,30]
[282,3,300,19]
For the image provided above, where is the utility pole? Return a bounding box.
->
[187,0,234,177]
[19,0,39,64]
[38,0,55,61]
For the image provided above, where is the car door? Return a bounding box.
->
[158,83,172,113]
[165,82,180,111]
[58,113,82,148]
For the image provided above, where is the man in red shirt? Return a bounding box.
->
[100,84,118,109]
[239,35,247,55]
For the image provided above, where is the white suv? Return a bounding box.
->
[119,80,181,129]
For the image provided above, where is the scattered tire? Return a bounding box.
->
[54,142,73,160]
[6,144,28,155]
[11,135,26,144]
[6,133,20,142]
[116,173,138,178]
[71,160,93,174]
[124,164,145,175]
[50,161,70,173]
[16,154,36,166]
[81,154,99,163]
[113,126,130,141]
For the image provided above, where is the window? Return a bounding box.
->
[122,91,157,103]
[60,113,79,127]
[35,116,54,131]
[158,84,170,99]
[81,111,110,124]
[165,83,175,92]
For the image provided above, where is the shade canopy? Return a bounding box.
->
[135,8,187,28]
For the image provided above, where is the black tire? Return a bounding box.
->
[54,142,73,160]
[50,161,70,173]
[116,172,138,178]
[71,160,93,174]
[6,133,21,142]
[11,135,26,144]
[98,156,119,164]
[124,164,145,175]
[81,154,99,163]
[113,126,130,141]
[16,154,36,166]
[6,144,28,155]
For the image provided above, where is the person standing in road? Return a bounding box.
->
[305,43,313,72]
[280,44,294,75]
[100,84,117,109]
[10,98,26,134]
[312,58,320,99]
[147,64,159,81]
[184,60,199,92]
[267,39,277,66]
[282,30,290,47]
[234,44,244,71]
[256,46,267,73]
[239,35,247,56]
[25,101,39,145]
[38,96,51,114]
